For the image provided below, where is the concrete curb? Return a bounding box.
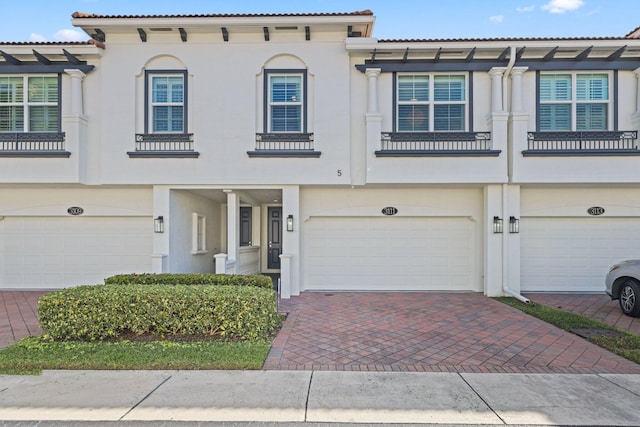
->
[0,370,639,425]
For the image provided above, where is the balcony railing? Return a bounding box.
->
[377,132,498,156]
[0,132,69,157]
[129,133,199,158]
[248,133,320,157]
[524,131,639,155]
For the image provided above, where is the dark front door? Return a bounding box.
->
[267,207,282,269]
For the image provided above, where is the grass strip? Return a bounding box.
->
[495,297,640,364]
[0,336,270,375]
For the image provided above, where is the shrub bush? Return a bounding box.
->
[104,273,273,289]
[38,284,278,342]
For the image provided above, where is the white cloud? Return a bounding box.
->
[516,5,536,13]
[490,15,504,23]
[54,29,86,42]
[541,0,584,14]
[29,33,46,42]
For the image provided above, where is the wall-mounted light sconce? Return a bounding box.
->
[286,214,294,232]
[493,216,503,234]
[509,216,520,234]
[154,216,164,233]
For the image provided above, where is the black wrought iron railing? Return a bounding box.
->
[134,133,195,151]
[380,132,492,151]
[254,133,315,151]
[526,131,638,151]
[0,132,66,152]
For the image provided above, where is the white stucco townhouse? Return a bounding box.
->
[1,10,640,299]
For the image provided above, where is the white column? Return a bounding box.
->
[224,190,239,263]
[510,67,528,113]
[152,185,171,273]
[489,67,506,113]
[64,69,86,115]
[484,184,504,297]
[365,68,381,114]
[281,185,300,297]
[279,254,292,299]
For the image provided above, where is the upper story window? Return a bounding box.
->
[539,73,610,131]
[0,75,59,132]
[145,71,187,133]
[265,70,307,133]
[397,74,466,132]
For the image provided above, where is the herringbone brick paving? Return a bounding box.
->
[0,291,47,349]
[264,292,640,373]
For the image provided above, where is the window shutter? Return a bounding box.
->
[398,75,429,102]
[398,105,429,131]
[576,74,608,101]
[434,75,465,102]
[539,104,571,131]
[576,104,607,130]
[0,106,24,131]
[540,74,571,101]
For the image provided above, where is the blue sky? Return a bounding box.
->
[1,0,639,42]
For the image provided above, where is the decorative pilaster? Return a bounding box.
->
[64,69,86,115]
[510,67,528,113]
[488,67,506,113]
[365,68,381,114]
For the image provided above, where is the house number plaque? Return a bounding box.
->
[587,207,605,216]
[67,207,84,216]
[381,207,398,216]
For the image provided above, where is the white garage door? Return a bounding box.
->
[521,217,640,292]
[0,217,153,289]
[304,217,477,291]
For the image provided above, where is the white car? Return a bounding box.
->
[605,260,640,317]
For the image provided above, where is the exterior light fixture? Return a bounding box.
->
[154,216,164,233]
[287,214,294,232]
[509,216,520,234]
[493,216,503,234]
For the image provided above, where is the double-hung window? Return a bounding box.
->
[147,71,186,133]
[397,74,466,132]
[266,71,306,133]
[0,75,59,132]
[539,73,609,131]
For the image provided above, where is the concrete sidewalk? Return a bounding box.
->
[1,370,639,425]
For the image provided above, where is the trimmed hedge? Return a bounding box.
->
[104,273,273,289]
[38,284,278,342]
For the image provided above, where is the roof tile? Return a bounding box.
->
[71,10,373,19]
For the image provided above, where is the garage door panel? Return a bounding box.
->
[0,217,152,289]
[521,217,640,292]
[305,217,477,291]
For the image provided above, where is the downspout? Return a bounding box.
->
[501,46,530,304]
[502,45,516,117]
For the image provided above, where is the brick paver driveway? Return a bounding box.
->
[526,293,640,336]
[264,292,640,373]
[2,290,639,374]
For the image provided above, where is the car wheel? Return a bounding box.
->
[619,279,640,317]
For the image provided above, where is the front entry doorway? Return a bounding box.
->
[267,207,282,269]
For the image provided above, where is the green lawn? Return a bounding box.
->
[496,297,640,364]
[0,336,271,375]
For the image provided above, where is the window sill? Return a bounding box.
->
[0,151,71,158]
[522,149,640,157]
[375,150,501,157]
[247,150,321,158]
[191,250,209,255]
[127,151,200,158]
